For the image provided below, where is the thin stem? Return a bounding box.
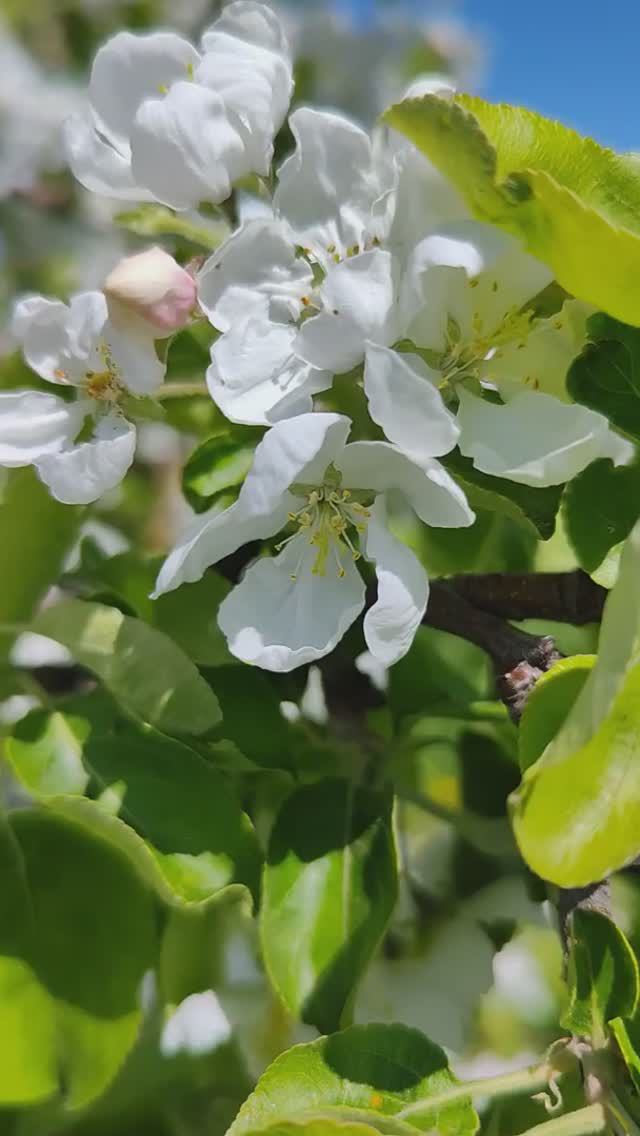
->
[398,1061,564,1120]
[155,381,209,401]
[519,1104,607,1136]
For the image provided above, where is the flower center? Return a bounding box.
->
[83,342,123,402]
[276,482,371,581]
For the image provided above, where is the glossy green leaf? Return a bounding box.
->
[0,807,158,1110]
[8,695,261,904]
[561,910,639,1042]
[518,656,595,771]
[511,520,640,884]
[564,458,640,572]
[610,1016,640,1094]
[442,450,562,540]
[0,467,81,657]
[243,1116,416,1136]
[30,598,221,736]
[384,94,640,326]
[183,435,256,513]
[261,781,398,1033]
[206,665,293,767]
[229,1024,478,1136]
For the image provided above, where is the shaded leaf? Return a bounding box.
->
[0,807,158,1110]
[261,780,397,1033]
[31,599,221,736]
[561,910,639,1042]
[114,204,227,249]
[442,450,562,540]
[564,457,640,572]
[228,1023,478,1136]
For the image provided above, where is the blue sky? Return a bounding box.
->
[347,0,640,152]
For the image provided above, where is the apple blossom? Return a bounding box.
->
[153,412,473,672]
[64,1,293,210]
[2,290,164,504]
[104,246,197,337]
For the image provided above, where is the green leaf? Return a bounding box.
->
[564,458,640,572]
[114,204,228,249]
[442,450,562,540]
[243,1116,416,1136]
[389,626,490,719]
[0,468,81,657]
[206,665,293,767]
[511,520,640,884]
[567,326,640,442]
[518,656,595,771]
[228,1023,478,1136]
[153,572,234,666]
[0,807,158,1110]
[183,435,256,513]
[261,780,398,1033]
[30,598,221,736]
[561,910,639,1043]
[611,1017,640,1094]
[384,93,640,326]
[8,695,261,904]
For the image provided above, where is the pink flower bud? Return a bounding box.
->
[104,247,197,337]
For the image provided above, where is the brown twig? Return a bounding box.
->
[447,571,606,625]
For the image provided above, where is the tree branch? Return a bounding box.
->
[447,571,606,625]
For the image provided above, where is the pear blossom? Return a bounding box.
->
[153,412,473,672]
[2,290,164,504]
[64,1,293,210]
[104,246,197,336]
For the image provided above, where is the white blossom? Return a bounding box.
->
[153,412,473,672]
[2,291,164,503]
[64,1,293,210]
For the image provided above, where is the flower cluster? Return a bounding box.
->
[4,1,632,670]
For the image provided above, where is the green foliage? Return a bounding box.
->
[567,314,640,442]
[442,450,563,540]
[261,780,398,1033]
[384,93,640,325]
[512,521,640,884]
[518,656,595,771]
[0,468,81,657]
[114,204,228,249]
[564,457,640,572]
[183,435,257,513]
[31,598,221,736]
[7,694,261,904]
[0,808,158,1110]
[561,911,639,1043]
[228,1024,478,1136]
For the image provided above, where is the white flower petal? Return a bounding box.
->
[275,107,382,258]
[0,391,83,466]
[363,344,459,461]
[161,991,231,1058]
[152,498,288,598]
[482,299,591,402]
[89,30,199,146]
[207,318,327,425]
[218,536,365,671]
[35,413,136,504]
[296,248,396,372]
[198,219,311,332]
[202,1,289,55]
[154,412,352,598]
[457,388,627,487]
[240,411,352,515]
[12,292,108,384]
[130,83,247,211]
[103,322,165,396]
[63,111,150,202]
[363,501,429,667]
[337,441,474,528]
[198,3,292,172]
[402,262,471,355]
